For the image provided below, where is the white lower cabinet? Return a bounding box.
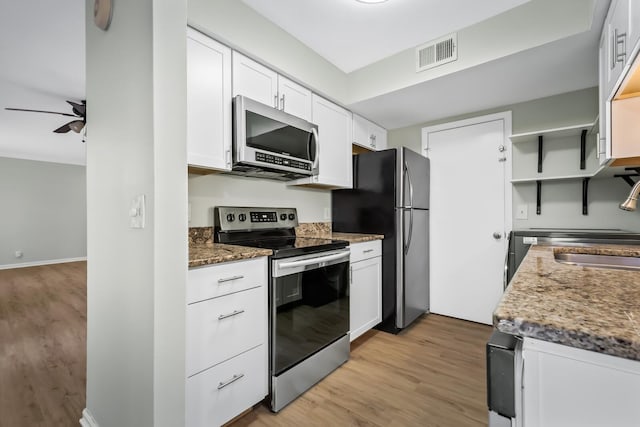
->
[521,338,640,427]
[349,240,382,342]
[186,257,268,427]
[186,344,267,427]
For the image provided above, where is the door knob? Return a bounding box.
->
[492,232,502,240]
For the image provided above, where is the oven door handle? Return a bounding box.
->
[278,251,349,269]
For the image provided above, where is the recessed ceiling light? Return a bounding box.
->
[356,0,388,4]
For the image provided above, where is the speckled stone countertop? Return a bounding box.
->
[188,227,271,267]
[329,232,384,243]
[494,244,640,361]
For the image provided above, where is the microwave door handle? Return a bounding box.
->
[311,127,320,172]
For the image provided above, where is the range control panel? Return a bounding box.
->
[214,206,298,231]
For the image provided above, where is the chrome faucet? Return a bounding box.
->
[620,179,640,211]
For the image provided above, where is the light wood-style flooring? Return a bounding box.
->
[232,314,492,427]
[0,262,86,427]
[0,262,492,427]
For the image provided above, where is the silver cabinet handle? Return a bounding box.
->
[217,373,245,390]
[280,93,285,111]
[274,94,279,109]
[225,149,231,167]
[218,309,245,320]
[612,28,626,69]
[217,275,244,283]
[363,249,374,253]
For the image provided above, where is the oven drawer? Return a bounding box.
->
[187,257,267,304]
[350,240,382,263]
[186,344,267,427]
[187,285,267,377]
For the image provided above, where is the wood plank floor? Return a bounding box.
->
[0,262,492,427]
[0,262,86,427]
[231,314,492,427]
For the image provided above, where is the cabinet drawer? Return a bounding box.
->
[187,286,267,377]
[186,344,267,427]
[187,257,266,304]
[350,240,382,263]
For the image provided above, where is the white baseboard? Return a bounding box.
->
[0,256,87,270]
[79,408,99,427]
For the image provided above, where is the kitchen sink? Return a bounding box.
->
[554,252,640,271]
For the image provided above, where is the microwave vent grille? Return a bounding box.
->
[416,33,457,72]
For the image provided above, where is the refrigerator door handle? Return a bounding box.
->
[406,208,414,255]
[403,161,414,208]
[403,161,414,254]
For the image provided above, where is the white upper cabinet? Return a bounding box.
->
[606,0,630,96]
[290,94,352,188]
[278,76,312,122]
[232,51,279,108]
[629,0,640,50]
[186,28,232,171]
[232,52,312,122]
[353,114,387,151]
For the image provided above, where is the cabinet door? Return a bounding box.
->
[370,122,387,151]
[186,28,232,170]
[349,255,382,342]
[291,95,353,188]
[607,0,630,95]
[278,76,312,122]
[598,31,610,164]
[232,51,278,108]
[353,114,373,150]
[629,0,640,56]
[522,338,640,427]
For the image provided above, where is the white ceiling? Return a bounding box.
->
[0,0,86,166]
[241,0,530,73]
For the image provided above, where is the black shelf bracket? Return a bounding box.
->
[582,177,590,215]
[536,180,542,215]
[537,135,543,173]
[614,167,640,187]
[579,129,587,170]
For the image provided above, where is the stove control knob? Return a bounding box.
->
[238,213,246,222]
[288,213,295,221]
[280,213,287,221]
[226,213,235,222]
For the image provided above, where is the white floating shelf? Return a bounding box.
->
[510,121,597,144]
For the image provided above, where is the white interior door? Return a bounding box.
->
[422,113,511,325]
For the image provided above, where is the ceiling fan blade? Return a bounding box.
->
[5,107,76,117]
[67,120,85,133]
[53,123,72,133]
[66,101,86,117]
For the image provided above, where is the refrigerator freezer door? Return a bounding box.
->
[399,147,430,210]
[396,208,429,328]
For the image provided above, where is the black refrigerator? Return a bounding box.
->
[332,147,430,333]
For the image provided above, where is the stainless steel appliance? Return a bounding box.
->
[486,330,523,427]
[332,147,430,333]
[232,95,319,180]
[213,206,350,412]
[506,228,640,285]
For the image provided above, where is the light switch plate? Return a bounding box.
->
[516,204,528,220]
[324,207,331,220]
[130,194,146,229]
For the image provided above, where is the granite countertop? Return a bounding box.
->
[329,232,384,243]
[189,243,272,268]
[494,244,640,361]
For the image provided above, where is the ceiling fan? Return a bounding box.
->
[5,100,86,134]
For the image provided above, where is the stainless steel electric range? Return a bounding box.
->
[214,206,350,412]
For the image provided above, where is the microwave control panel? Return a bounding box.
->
[255,152,311,171]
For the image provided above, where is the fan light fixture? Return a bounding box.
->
[356,0,388,3]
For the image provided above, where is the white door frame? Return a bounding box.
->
[421,111,513,234]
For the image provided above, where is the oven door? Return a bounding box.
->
[271,249,350,376]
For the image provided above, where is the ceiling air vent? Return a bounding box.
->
[415,33,457,72]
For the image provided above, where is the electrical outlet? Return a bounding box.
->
[188,202,192,223]
[129,194,146,229]
[14,250,23,258]
[324,207,331,220]
[516,204,528,220]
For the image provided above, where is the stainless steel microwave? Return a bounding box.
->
[232,95,319,180]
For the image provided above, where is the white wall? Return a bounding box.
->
[0,157,86,267]
[85,0,187,426]
[389,87,640,232]
[188,174,331,226]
